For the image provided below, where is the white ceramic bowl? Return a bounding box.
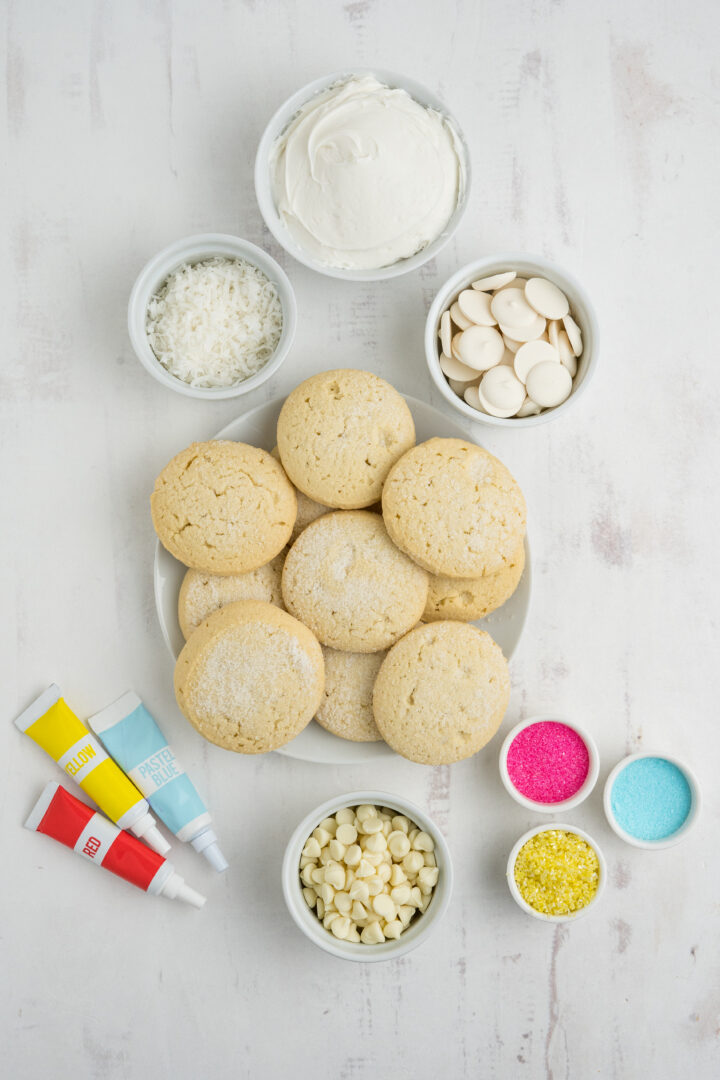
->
[603,752,701,850]
[127,233,297,399]
[426,254,599,426]
[498,715,599,814]
[282,791,453,962]
[254,70,470,281]
[507,823,606,923]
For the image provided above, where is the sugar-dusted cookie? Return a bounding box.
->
[178,551,286,639]
[174,600,324,754]
[151,440,296,574]
[382,437,526,578]
[270,445,329,542]
[282,510,428,652]
[372,621,510,764]
[423,541,526,622]
[316,648,385,742]
[276,370,415,509]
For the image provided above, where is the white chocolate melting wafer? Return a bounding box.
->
[491,288,538,328]
[450,301,472,330]
[471,271,516,291]
[556,330,578,376]
[513,339,559,384]
[440,310,452,356]
[478,366,526,417]
[525,361,572,407]
[562,313,582,356]
[454,325,505,371]
[525,277,570,320]
[457,289,496,326]
[440,352,481,382]
[498,315,546,343]
[516,397,543,417]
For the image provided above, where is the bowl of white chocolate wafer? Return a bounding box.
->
[425,254,598,426]
[282,791,453,961]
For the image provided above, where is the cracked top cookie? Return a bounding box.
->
[178,551,286,639]
[174,599,324,754]
[372,621,510,765]
[151,440,296,574]
[381,437,526,578]
[276,370,416,509]
[281,510,428,652]
[423,541,526,623]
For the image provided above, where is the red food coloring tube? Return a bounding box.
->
[25,782,206,908]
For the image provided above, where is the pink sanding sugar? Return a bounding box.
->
[506,721,590,804]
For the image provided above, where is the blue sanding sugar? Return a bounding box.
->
[611,757,692,841]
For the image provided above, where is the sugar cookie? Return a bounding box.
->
[372,622,510,764]
[282,511,428,652]
[178,551,286,639]
[423,542,525,622]
[276,370,415,509]
[382,438,526,578]
[174,600,324,753]
[316,648,385,742]
[151,441,296,574]
[270,446,328,541]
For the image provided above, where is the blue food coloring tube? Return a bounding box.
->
[89,692,228,872]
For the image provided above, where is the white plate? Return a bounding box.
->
[154,395,532,764]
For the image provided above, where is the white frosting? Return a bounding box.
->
[270,75,463,270]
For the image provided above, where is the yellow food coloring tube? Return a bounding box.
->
[15,685,169,856]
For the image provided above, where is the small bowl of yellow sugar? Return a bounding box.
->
[507,825,606,922]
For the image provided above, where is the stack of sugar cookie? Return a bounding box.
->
[151,369,527,764]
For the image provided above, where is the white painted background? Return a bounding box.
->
[2,1,719,1077]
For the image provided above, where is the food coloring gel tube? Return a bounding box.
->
[89,691,228,872]
[25,783,205,907]
[15,685,169,856]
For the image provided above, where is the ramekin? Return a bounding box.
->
[282,790,453,962]
[127,233,297,399]
[507,823,607,923]
[603,752,701,850]
[425,254,598,426]
[254,70,471,281]
[498,715,600,814]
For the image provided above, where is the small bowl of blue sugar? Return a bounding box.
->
[603,753,701,849]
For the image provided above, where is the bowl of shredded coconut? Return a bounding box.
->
[128,234,297,398]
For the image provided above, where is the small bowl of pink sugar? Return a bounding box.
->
[499,716,599,813]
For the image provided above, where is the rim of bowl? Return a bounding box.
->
[498,714,600,814]
[506,823,607,923]
[281,790,454,962]
[603,751,702,850]
[425,253,599,427]
[254,69,471,282]
[127,233,298,400]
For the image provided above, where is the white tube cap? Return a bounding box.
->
[159,870,206,908]
[131,813,171,856]
[191,827,229,873]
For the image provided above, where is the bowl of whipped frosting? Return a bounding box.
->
[255,71,470,280]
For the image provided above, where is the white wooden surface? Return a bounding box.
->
[3,2,719,1077]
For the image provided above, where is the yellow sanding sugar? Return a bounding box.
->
[514,830,600,916]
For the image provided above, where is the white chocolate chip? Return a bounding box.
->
[324,864,346,891]
[389,864,407,886]
[412,832,435,853]
[377,862,392,884]
[391,816,410,834]
[361,922,385,944]
[334,891,352,914]
[440,310,452,357]
[525,361,573,407]
[335,807,355,826]
[403,851,425,876]
[331,916,351,940]
[417,866,440,890]
[491,288,538,328]
[346,924,361,943]
[457,289,496,326]
[351,900,367,921]
[319,882,335,905]
[439,352,480,382]
[513,339,559,385]
[362,850,383,867]
[335,823,357,846]
[454,325,505,371]
[302,837,321,859]
[319,817,338,836]
[562,314,583,356]
[524,277,569,320]
[397,905,415,927]
[359,817,383,835]
[311,867,324,885]
[383,919,403,940]
[409,886,423,907]
[366,875,384,897]
[390,883,412,905]
[449,301,473,330]
[344,844,362,867]
[312,827,331,848]
[373,894,396,920]
[355,805,378,823]
[355,859,374,878]
[302,887,316,908]
[471,270,516,291]
[478,367,526,418]
[349,880,370,904]
[299,855,315,870]
[363,831,387,853]
[328,839,346,861]
[301,864,315,886]
[387,831,411,858]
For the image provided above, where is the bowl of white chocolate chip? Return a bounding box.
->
[282,792,453,962]
[425,255,598,426]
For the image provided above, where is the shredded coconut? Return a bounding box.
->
[146,256,283,388]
